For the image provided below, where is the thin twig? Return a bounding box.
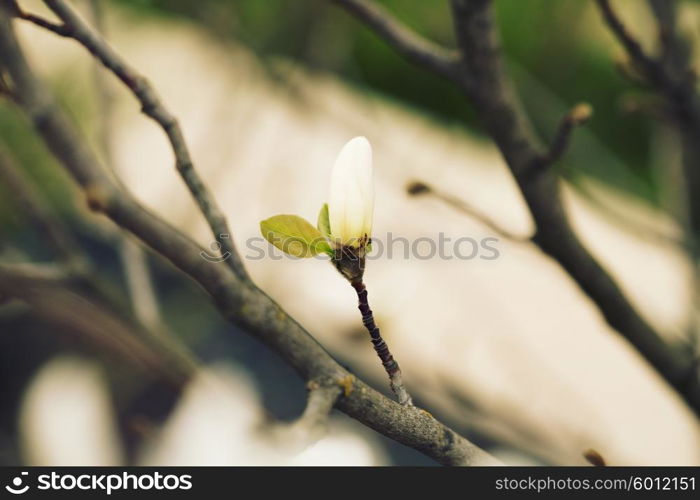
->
[351,280,412,406]
[36,0,248,280]
[595,0,698,117]
[19,11,70,36]
[284,382,342,449]
[595,0,672,90]
[539,103,593,168]
[0,7,498,465]
[407,180,531,243]
[0,261,72,282]
[332,0,459,79]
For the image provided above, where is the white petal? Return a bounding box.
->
[328,137,374,247]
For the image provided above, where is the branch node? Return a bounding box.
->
[406,180,431,196]
[583,448,607,466]
[84,183,111,212]
[532,102,593,173]
[569,102,593,125]
[337,374,355,398]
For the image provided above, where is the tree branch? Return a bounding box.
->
[538,103,593,168]
[407,180,531,243]
[594,1,698,118]
[447,0,700,416]
[86,0,163,333]
[283,382,342,449]
[332,0,459,80]
[0,142,85,267]
[34,0,248,281]
[0,6,498,466]
[0,262,194,390]
[596,0,700,351]
[595,0,670,89]
[18,10,70,36]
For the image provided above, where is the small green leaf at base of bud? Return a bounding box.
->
[260,214,333,258]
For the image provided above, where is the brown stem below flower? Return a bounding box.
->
[351,280,412,406]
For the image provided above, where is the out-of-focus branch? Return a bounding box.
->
[0,262,194,389]
[283,382,342,449]
[86,0,163,333]
[29,0,247,281]
[596,0,700,350]
[332,0,459,79]
[595,0,672,90]
[0,142,86,268]
[595,1,699,119]
[0,261,71,283]
[448,0,698,416]
[595,1,700,239]
[332,0,700,415]
[538,103,593,168]
[647,0,682,67]
[18,11,69,36]
[0,7,498,466]
[406,180,530,243]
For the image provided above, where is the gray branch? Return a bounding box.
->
[332,0,459,79]
[407,180,530,243]
[282,382,342,449]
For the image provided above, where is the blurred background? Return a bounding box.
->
[1,0,700,465]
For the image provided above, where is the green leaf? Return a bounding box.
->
[317,203,331,239]
[260,214,332,258]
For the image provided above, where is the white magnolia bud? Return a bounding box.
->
[328,136,374,248]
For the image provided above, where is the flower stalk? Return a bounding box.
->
[260,136,412,405]
[350,278,412,406]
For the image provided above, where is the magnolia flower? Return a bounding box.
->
[327,136,374,249]
[258,137,410,405]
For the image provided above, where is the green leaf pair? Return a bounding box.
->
[260,204,334,258]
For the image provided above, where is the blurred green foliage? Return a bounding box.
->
[113,0,670,204]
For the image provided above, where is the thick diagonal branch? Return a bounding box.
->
[0,8,498,466]
[448,0,699,415]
